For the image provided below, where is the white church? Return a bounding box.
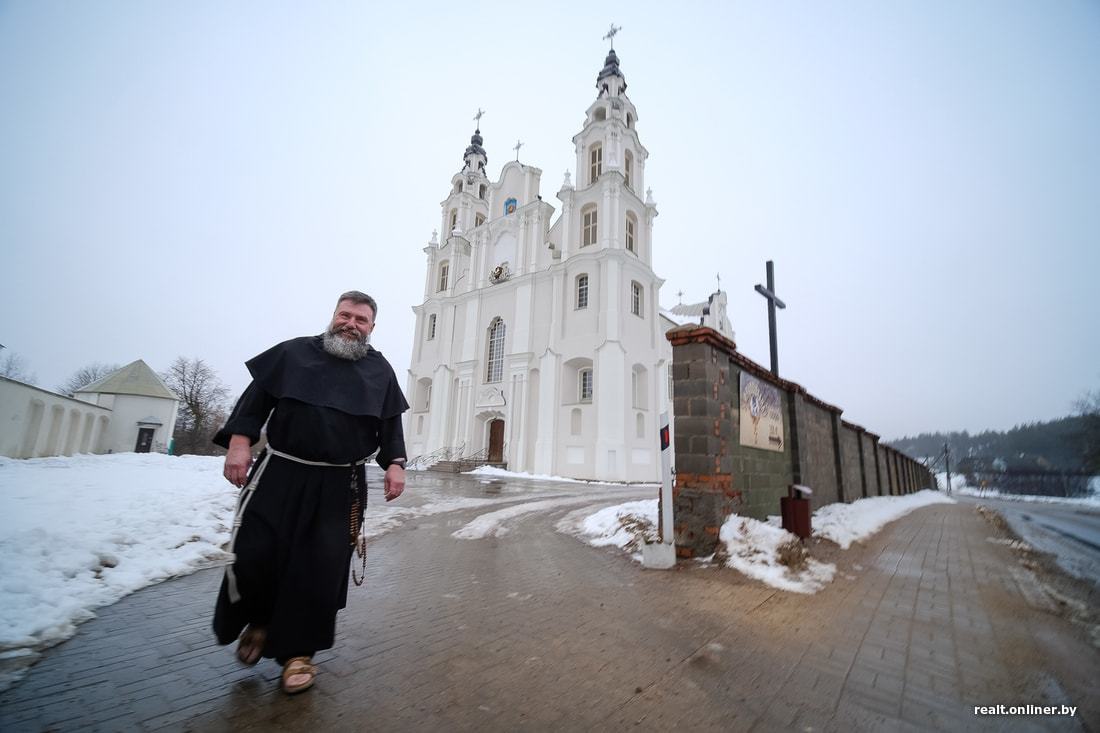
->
[405,40,732,482]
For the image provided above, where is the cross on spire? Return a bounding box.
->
[602,24,621,48]
[754,260,787,377]
[513,139,524,160]
[676,290,683,304]
[473,108,485,131]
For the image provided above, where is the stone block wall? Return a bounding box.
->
[859,432,882,496]
[839,421,864,500]
[794,395,841,510]
[667,325,935,558]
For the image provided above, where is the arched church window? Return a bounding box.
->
[624,150,634,189]
[625,212,637,253]
[438,262,449,292]
[453,181,462,195]
[486,317,505,383]
[427,313,437,340]
[594,107,607,122]
[631,280,643,317]
[575,274,589,309]
[479,184,487,200]
[581,205,598,247]
[579,368,593,402]
[627,113,634,128]
[449,209,458,232]
[475,213,486,228]
[588,144,603,184]
[504,197,518,216]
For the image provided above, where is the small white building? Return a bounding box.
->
[0,360,180,459]
[74,360,179,455]
[406,44,689,482]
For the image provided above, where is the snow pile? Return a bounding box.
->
[577,491,958,594]
[0,454,235,651]
[575,500,658,553]
[719,517,835,594]
[813,489,955,549]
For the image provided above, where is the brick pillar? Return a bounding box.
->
[669,335,738,558]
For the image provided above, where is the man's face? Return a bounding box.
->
[329,300,375,342]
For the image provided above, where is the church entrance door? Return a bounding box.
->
[135,428,154,453]
[488,419,504,463]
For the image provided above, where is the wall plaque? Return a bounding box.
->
[739,372,784,452]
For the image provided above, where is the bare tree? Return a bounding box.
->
[0,351,37,385]
[161,357,231,455]
[57,362,121,396]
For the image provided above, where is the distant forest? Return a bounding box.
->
[888,413,1098,475]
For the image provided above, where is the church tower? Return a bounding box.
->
[406,37,670,482]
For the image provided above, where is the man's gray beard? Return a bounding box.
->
[322,328,371,361]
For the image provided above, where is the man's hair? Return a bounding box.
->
[336,290,378,319]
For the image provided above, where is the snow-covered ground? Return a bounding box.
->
[936,471,1100,508]
[0,454,234,653]
[953,485,1100,508]
[467,465,657,488]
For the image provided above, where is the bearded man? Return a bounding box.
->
[211,290,408,694]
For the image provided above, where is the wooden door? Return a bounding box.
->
[488,419,504,462]
[135,428,154,453]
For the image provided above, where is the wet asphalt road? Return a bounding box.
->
[955,493,1100,587]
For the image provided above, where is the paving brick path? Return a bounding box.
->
[1,472,1096,732]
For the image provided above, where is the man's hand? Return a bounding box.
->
[224,435,253,488]
[384,464,406,502]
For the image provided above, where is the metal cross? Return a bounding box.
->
[754,260,787,377]
[676,290,683,304]
[716,273,721,290]
[602,24,621,47]
[473,108,485,129]
[514,139,524,160]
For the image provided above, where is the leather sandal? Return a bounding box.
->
[236,626,266,666]
[282,656,316,694]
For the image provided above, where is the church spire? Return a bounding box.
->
[463,108,488,172]
[596,24,626,96]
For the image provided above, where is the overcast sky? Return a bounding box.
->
[2,1,1098,441]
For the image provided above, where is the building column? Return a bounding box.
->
[594,342,626,481]
[533,350,560,475]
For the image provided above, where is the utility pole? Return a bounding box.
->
[944,442,951,494]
